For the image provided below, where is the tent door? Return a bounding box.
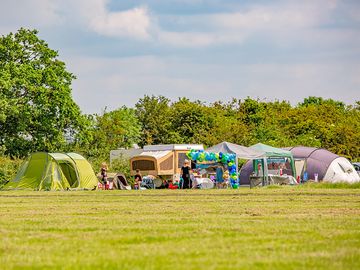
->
[59,162,79,187]
[294,159,305,178]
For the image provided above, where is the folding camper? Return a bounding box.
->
[129,144,203,181]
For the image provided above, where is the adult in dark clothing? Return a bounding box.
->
[181,160,192,189]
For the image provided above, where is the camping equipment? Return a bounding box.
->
[3,152,98,190]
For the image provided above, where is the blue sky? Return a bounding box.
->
[1,0,359,114]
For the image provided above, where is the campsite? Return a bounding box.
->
[1,3,360,270]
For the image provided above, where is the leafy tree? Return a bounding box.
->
[299,96,345,109]
[201,100,251,147]
[77,107,141,162]
[0,28,85,157]
[135,95,172,145]
[170,98,213,144]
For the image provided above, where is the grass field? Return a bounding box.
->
[1,187,359,270]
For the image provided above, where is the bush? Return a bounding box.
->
[0,156,23,188]
[109,156,131,179]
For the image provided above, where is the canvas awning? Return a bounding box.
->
[250,143,293,158]
[205,141,267,186]
[250,143,296,177]
[206,141,265,159]
[139,151,171,159]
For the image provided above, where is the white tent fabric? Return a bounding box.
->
[206,141,265,159]
[139,151,171,159]
[192,178,214,189]
[324,157,360,183]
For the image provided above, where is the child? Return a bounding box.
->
[100,162,108,190]
[134,169,142,190]
[223,169,230,189]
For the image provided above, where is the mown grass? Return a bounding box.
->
[0,188,359,270]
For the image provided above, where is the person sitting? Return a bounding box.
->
[134,169,142,190]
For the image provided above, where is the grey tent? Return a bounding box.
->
[206,142,266,186]
[206,142,265,159]
[112,173,131,190]
[285,146,359,183]
[97,172,132,190]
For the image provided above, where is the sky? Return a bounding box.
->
[0,0,359,114]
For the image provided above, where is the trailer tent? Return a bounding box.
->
[3,152,98,190]
[129,144,204,181]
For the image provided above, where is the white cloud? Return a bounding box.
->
[155,0,340,47]
[210,1,338,30]
[86,5,152,40]
[55,0,152,40]
[65,54,360,114]
[1,0,359,114]
[0,0,348,48]
[0,0,61,34]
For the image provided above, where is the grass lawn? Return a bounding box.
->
[0,187,359,270]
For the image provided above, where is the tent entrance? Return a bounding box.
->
[59,161,79,187]
[294,159,305,178]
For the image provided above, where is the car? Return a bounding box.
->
[353,162,360,176]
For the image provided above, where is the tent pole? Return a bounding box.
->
[263,158,268,186]
[236,156,239,186]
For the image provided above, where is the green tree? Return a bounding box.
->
[78,107,141,162]
[135,95,172,145]
[169,98,213,144]
[0,28,85,157]
[201,99,251,147]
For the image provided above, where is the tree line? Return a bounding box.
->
[1,29,359,184]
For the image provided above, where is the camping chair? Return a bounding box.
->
[141,176,155,189]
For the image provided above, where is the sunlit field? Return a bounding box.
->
[1,187,359,270]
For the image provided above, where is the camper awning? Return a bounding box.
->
[139,151,172,159]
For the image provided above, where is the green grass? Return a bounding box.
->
[0,188,359,270]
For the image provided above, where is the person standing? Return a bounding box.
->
[216,165,224,189]
[180,160,192,189]
[100,162,108,190]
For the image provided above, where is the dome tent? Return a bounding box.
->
[3,152,99,190]
[286,146,359,183]
[239,146,360,184]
